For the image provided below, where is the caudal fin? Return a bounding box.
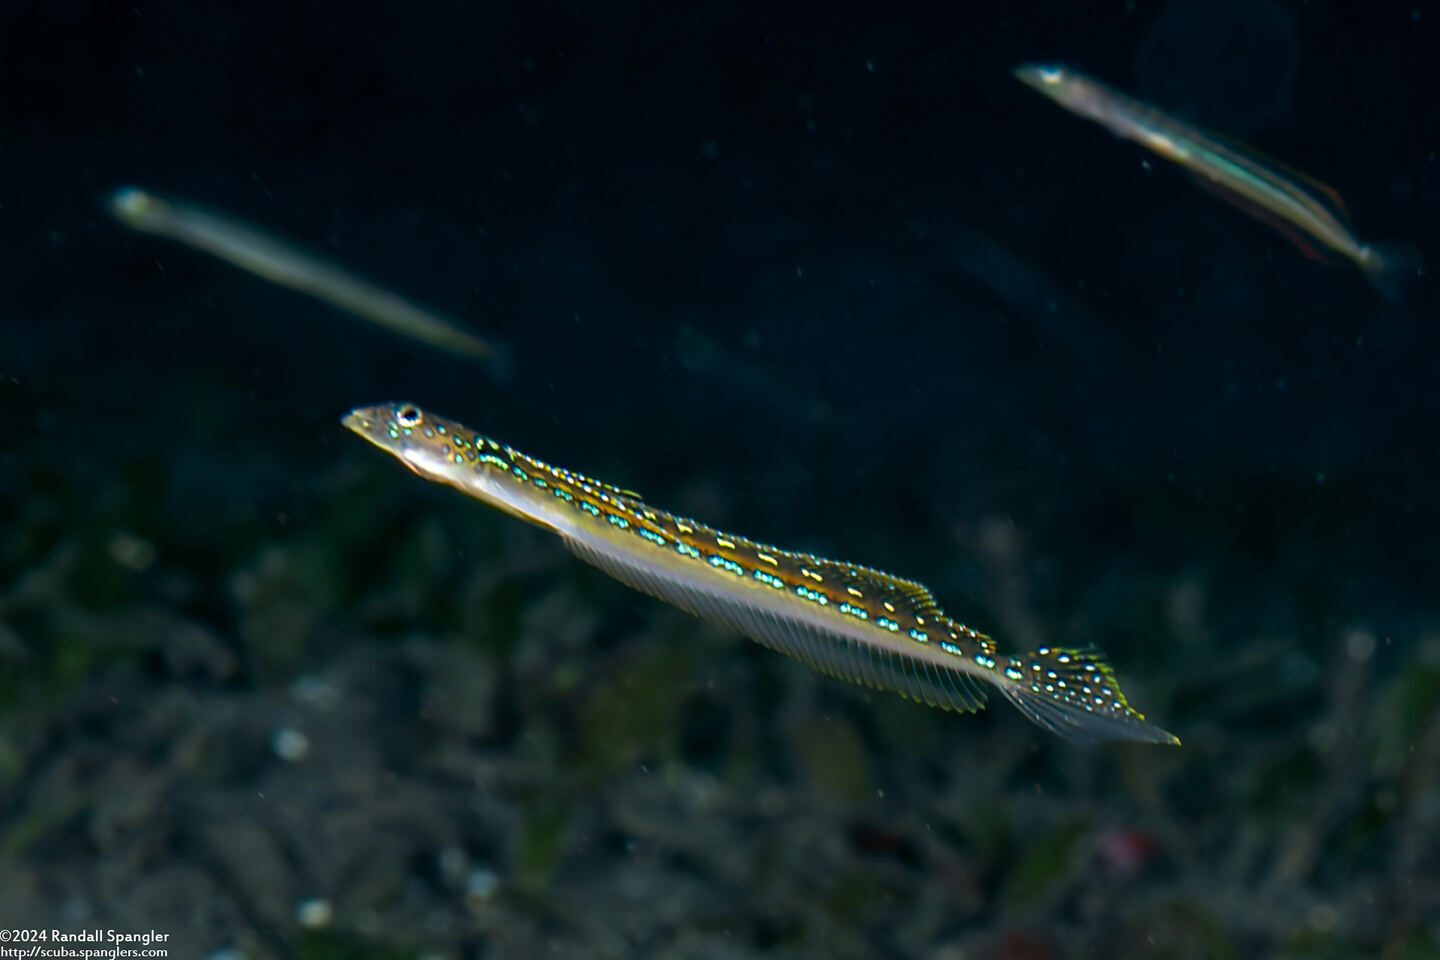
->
[1358,241,1423,303]
[996,644,1179,747]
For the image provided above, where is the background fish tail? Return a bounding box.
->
[1358,241,1424,303]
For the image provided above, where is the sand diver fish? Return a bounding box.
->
[108,187,505,363]
[343,402,1179,747]
[1014,64,1421,301]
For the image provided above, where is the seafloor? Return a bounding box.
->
[3,356,1438,958]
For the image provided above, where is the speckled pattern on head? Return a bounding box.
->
[343,402,1179,747]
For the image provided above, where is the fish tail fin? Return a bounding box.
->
[1358,241,1423,303]
[996,644,1180,747]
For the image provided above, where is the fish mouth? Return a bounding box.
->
[341,404,439,480]
[340,404,393,438]
[340,407,397,453]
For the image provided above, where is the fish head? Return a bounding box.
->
[108,186,158,227]
[1013,63,1071,91]
[342,402,509,486]
[1013,63,1104,114]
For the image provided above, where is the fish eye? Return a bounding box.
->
[1038,66,1065,85]
[395,405,422,428]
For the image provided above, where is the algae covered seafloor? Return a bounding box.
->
[2,375,1437,959]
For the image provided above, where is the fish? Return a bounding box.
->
[343,401,1179,747]
[107,186,505,363]
[1013,64,1421,301]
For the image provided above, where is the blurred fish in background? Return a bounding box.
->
[1014,63,1421,301]
[109,186,509,367]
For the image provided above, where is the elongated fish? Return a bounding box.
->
[343,402,1179,747]
[108,187,504,362]
[1014,64,1420,301]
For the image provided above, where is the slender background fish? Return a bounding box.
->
[343,401,1179,747]
[108,186,505,363]
[1014,64,1421,301]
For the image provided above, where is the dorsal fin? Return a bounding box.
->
[558,468,642,502]
[1238,139,1351,223]
[592,478,643,501]
[1291,166,1350,222]
[668,518,946,622]
[511,448,644,502]
[1187,171,1347,264]
[1187,124,1353,225]
[793,557,944,620]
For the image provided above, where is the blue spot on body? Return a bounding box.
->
[795,586,829,606]
[708,555,744,576]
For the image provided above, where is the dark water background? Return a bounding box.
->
[2,0,1438,957]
